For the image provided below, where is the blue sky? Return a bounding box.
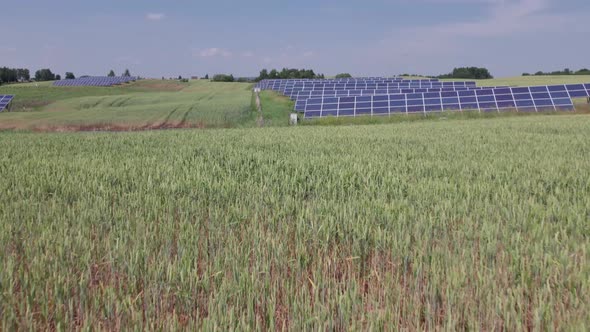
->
[1,0,588,78]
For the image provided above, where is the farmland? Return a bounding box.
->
[1,114,589,330]
[0,80,257,130]
[2,76,590,131]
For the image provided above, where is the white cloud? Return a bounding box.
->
[303,51,315,57]
[350,0,589,76]
[374,0,566,55]
[146,13,165,21]
[197,48,232,58]
[242,51,255,57]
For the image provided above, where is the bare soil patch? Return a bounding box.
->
[31,121,207,133]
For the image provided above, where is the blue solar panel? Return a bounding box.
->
[257,78,458,92]
[258,78,589,113]
[53,76,138,87]
[0,95,15,112]
[302,84,584,118]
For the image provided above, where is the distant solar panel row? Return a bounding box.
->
[53,76,138,87]
[287,86,502,100]
[303,84,590,118]
[262,77,434,81]
[277,83,478,94]
[269,82,471,91]
[0,95,14,112]
[276,81,464,88]
[259,78,438,85]
[258,79,441,90]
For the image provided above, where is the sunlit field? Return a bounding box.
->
[0,80,255,130]
[1,115,589,330]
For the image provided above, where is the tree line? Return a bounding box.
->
[0,67,31,84]
[436,67,493,79]
[209,74,259,83]
[522,68,590,76]
[256,68,325,81]
[0,67,133,85]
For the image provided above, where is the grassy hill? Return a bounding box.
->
[0,80,257,130]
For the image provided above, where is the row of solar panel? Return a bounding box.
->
[259,78,439,84]
[288,86,498,99]
[270,80,469,87]
[304,101,574,118]
[262,77,435,80]
[303,84,590,103]
[304,96,575,118]
[266,81,467,88]
[269,82,478,92]
[0,95,15,112]
[303,85,590,118]
[53,76,138,87]
[292,87,503,111]
[257,79,440,89]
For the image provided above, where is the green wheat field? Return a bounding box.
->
[1,115,589,330]
[0,76,589,330]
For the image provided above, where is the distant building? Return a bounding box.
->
[191,76,200,80]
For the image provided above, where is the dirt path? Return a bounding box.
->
[255,90,264,127]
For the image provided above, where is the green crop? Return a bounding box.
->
[1,114,588,330]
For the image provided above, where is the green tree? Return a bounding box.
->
[108,70,116,77]
[335,73,352,78]
[123,69,131,77]
[65,72,75,79]
[437,67,493,79]
[258,69,268,81]
[204,74,209,80]
[34,69,56,81]
[0,67,18,83]
[211,74,235,82]
[55,74,62,80]
[256,68,324,81]
[16,68,30,81]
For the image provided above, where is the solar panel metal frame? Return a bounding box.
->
[0,95,15,112]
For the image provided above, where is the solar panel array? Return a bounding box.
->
[282,82,479,98]
[0,95,14,112]
[258,78,477,113]
[303,85,590,118]
[259,77,439,90]
[292,87,506,111]
[256,78,590,119]
[53,76,138,87]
